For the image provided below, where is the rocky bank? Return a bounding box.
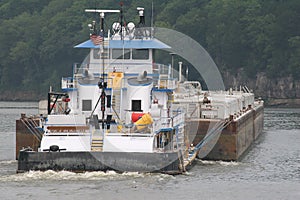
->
[222,69,300,107]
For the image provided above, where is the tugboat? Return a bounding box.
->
[17,5,264,174]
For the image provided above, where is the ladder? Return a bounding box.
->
[100,42,110,70]
[175,124,185,150]
[158,74,169,89]
[175,124,186,171]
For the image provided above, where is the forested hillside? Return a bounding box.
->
[0,0,299,104]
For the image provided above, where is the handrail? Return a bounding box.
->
[20,118,43,142]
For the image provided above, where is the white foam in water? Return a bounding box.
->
[198,159,239,166]
[218,161,239,166]
[0,170,150,182]
[0,160,17,165]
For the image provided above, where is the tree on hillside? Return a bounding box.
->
[0,0,300,99]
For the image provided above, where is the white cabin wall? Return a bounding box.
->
[46,114,86,126]
[78,84,100,115]
[152,92,168,109]
[41,135,91,152]
[103,136,154,152]
[67,90,78,113]
[127,83,152,113]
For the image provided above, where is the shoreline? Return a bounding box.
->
[265,98,300,108]
[0,90,44,102]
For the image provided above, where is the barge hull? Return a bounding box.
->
[16,117,40,159]
[189,104,264,161]
[17,151,181,174]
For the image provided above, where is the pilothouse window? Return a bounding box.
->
[93,49,100,59]
[132,49,149,60]
[112,49,130,59]
[93,49,109,59]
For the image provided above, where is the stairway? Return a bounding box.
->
[91,136,103,151]
[111,89,121,121]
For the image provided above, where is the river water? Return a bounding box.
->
[0,101,299,200]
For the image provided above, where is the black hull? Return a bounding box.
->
[17,151,182,174]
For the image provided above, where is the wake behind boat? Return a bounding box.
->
[17,5,264,174]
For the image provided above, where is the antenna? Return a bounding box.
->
[86,9,120,34]
[85,9,120,13]
[119,2,124,40]
[151,1,154,38]
[86,9,120,38]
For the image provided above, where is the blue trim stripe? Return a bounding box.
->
[152,88,174,92]
[62,88,78,92]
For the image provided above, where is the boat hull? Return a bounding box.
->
[17,151,182,174]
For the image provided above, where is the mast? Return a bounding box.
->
[86,9,120,128]
[119,2,124,40]
[151,1,154,38]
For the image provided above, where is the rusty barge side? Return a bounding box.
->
[188,103,264,161]
[15,114,41,159]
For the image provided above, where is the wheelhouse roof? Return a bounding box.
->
[74,38,170,49]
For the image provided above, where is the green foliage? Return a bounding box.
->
[0,0,299,98]
[288,36,300,78]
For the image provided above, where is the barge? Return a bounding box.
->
[16,5,264,173]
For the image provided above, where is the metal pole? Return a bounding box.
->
[170,53,176,79]
[179,62,183,83]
